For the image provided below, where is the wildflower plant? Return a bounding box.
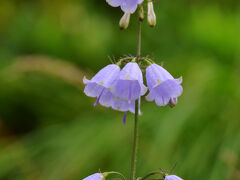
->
[83,0,183,179]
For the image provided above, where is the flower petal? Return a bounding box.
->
[112,99,131,112]
[106,0,124,7]
[120,0,139,13]
[155,96,170,106]
[154,79,183,98]
[83,76,90,84]
[119,62,141,81]
[99,89,114,107]
[145,88,157,101]
[113,80,141,101]
[83,173,104,180]
[91,64,120,88]
[165,175,183,180]
[84,83,104,98]
[146,64,175,90]
[112,99,135,113]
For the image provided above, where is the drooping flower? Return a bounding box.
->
[112,62,147,104]
[83,173,104,180]
[165,175,183,180]
[83,64,120,107]
[106,0,144,14]
[145,64,183,107]
[111,62,147,122]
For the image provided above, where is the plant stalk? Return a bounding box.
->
[130,100,139,180]
[130,18,142,180]
[137,20,142,58]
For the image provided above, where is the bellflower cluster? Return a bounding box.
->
[84,61,148,123]
[83,60,182,123]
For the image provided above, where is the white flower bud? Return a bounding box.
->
[147,2,156,27]
[119,12,131,30]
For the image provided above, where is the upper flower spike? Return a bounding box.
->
[106,0,144,14]
[83,173,104,180]
[165,175,183,180]
[83,64,120,107]
[145,64,183,107]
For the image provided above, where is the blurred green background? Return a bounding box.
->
[0,0,240,179]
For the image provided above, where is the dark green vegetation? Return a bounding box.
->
[0,0,240,179]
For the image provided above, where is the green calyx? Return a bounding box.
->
[102,171,126,180]
[115,56,155,69]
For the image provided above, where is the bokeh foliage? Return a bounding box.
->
[0,0,240,179]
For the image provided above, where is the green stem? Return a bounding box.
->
[137,20,142,58]
[130,99,139,180]
[130,18,142,180]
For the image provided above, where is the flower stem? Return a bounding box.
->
[130,18,142,180]
[137,20,142,58]
[130,99,139,180]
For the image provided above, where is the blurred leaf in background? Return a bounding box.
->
[0,0,240,180]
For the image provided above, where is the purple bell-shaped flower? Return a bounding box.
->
[111,62,147,123]
[145,64,183,107]
[112,62,147,106]
[83,173,104,180]
[83,64,120,107]
[106,0,144,14]
[165,175,183,180]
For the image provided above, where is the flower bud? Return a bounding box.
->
[119,12,131,30]
[139,6,144,21]
[147,2,156,27]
